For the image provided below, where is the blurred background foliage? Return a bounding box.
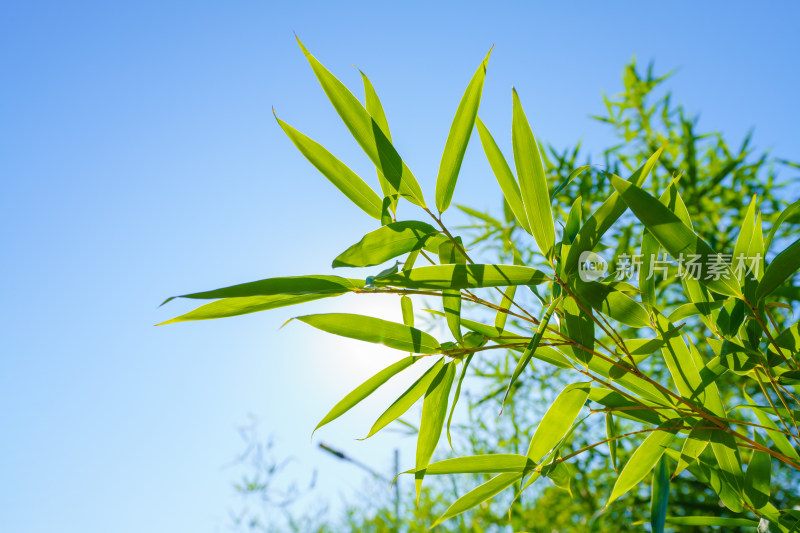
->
[227,59,800,532]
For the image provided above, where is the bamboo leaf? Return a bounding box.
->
[162,275,363,304]
[332,221,439,268]
[475,117,531,233]
[359,70,397,212]
[744,434,771,510]
[512,88,555,258]
[435,49,492,213]
[365,358,444,438]
[733,195,758,286]
[564,149,662,274]
[158,293,339,325]
[764,199,800,253]
[710,430,745,510]
[525,382,590,462]
[674,424,711,477]
[446,353,473,449]
[561,295,595,364]
[375,264,549,290]
[314,355,421,434]
[502,298,561,410]
[400,295,414,327]
[573,279,650,328]
[662,517,758,528]
[756,238,800,301]
[409,453,530,475]
[432,472,522,527]
[607,424,677,506]
[606,413,618,472]
[743,391,800,462]
[274,114,383,219]
[439,238,466,342]
[494,285,517,333]
[296,37,426,207]
[295,313,440,354]
[415,361,456,500]
[651,456,670,533]
[609,175,742,297]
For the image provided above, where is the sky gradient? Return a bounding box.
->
[2,1,799,532]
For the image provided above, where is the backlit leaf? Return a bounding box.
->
[512,88,554,258]
[332,221,439,268]
[415,361,456,500]
[607,424,677,506]
[525,382,590,462]
[375,264,549,290]
[275,115,383,219]
[296,37,426,207]
[435,49,492,213]
[295,313,440,354]
[314,355,421,434]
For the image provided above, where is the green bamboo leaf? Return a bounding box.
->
[157,293,339,325]
[756,238,800,301]
[764,199,800,253]
[512,88,555,259]
[296,37,426,207]
[162,275,364,304]
[573,279,650,328]
[415,361,456,500]
[663,517,758,528]
[564,149,662,274]
[674,424,711,477]
[525,382,590,462]
[332,221,439,268]
[562,196,582,246]
[609,175,742,298]
[743,391,800,462]
[446,353,472,449]
[606,413,618,472]
[423,309,573,370]
[651,456,670,533]
[439,238,466,342]
[314,355,421,434]
[733,196,758,286]
[607,424,677,506]
[359,70,398,213]
[561,295,595,364]
[590,389,668,425]
[744,434,771,510]
[475,117,531,233]
[274,115,383,219]
[494,285,516,333]
[435,49,492,213]
[295,313,440,354]
[667,300,724,323]
[400,295,414,327]
[360,71,392,142]
[365,358,444,438]
[502,298,562,410]
[654,313,725,417]
[432,472,522,527]
[710,430,744,511]
[551,166,590,201]
[408,454,530,475]
[375,264,549,290]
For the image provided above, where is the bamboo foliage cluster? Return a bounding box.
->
[162,40,800,531]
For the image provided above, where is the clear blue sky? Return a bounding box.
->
[1,1,798,532]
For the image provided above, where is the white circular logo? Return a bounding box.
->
[578,251,608,282]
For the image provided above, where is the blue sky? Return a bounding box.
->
[2,1,798,532]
